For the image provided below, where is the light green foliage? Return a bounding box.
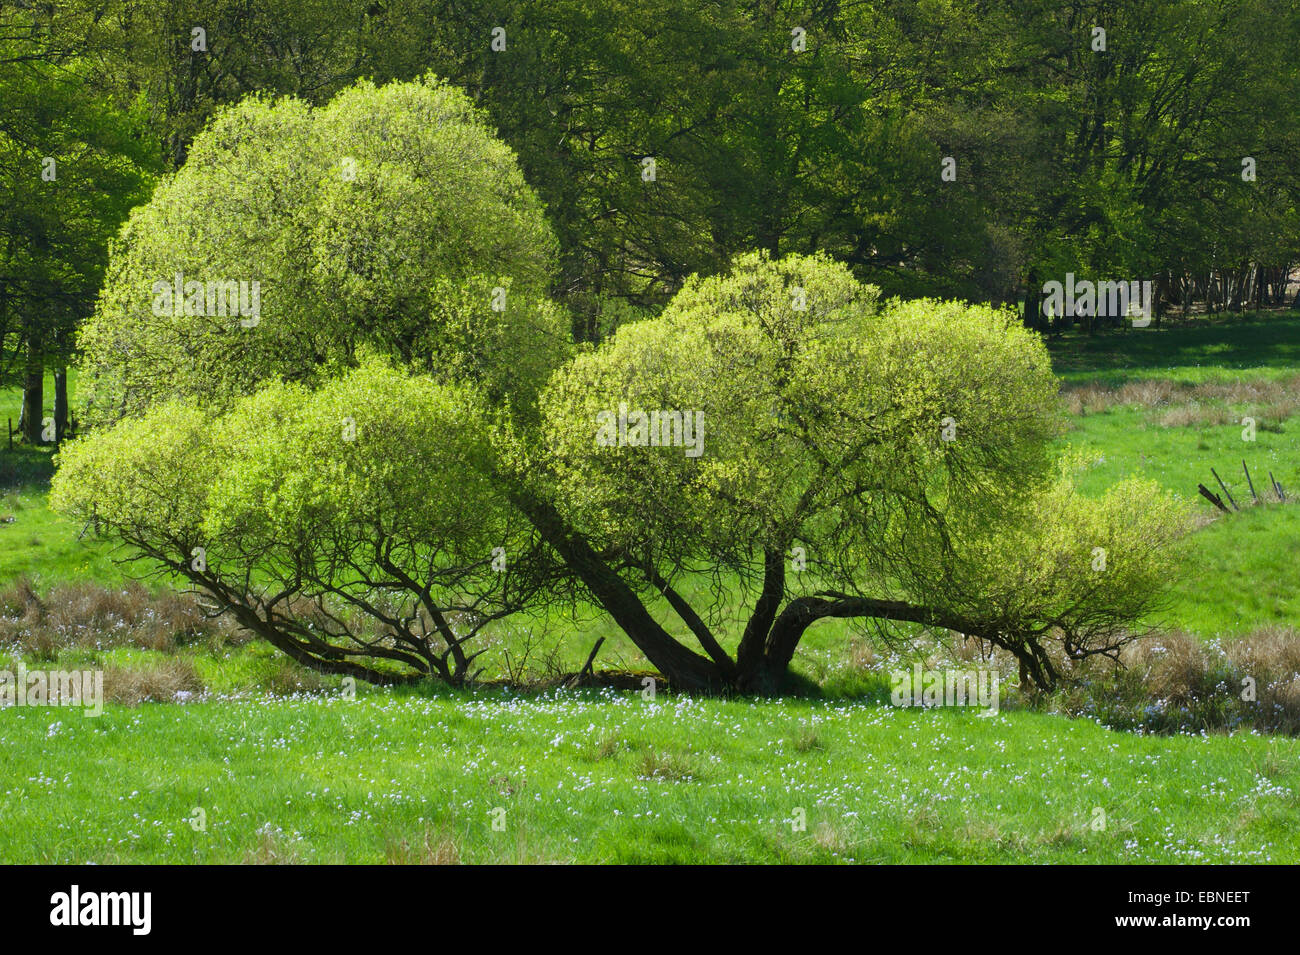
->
[49,403,217,547]
[913,471,1192,655]
[55,359,515,577]
[203,360,514,576]
[541,251,1188,674]
[542,251,877,553]
[53,361,536,681]
[77,75,565,428]
[542,251,1063,564]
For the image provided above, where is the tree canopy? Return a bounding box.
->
[76,75,566,430]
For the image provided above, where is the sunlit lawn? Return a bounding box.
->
[1,688,1296,863]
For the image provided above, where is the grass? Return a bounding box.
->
[0,369,122,586]
[0,470,123,585]
[0,687,1296,864]
[1061,405,1300,635]
[1046,311,1300,381]
[1049,318,1300,637]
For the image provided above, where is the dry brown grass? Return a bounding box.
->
[1060,379,1181,416]
[1156,402,1234,428]
[264,661,330,696]
[1260,399,1300,428]
[1056,628,1300,734]
[241,828,305,864]
[1117,378,1179,407]
[103,658,205,705]
[1060,374,1300,431]
[1059,383,1124,416]
[813,822,850,854]
[1224,629,1300,732]
[0,578,245,658]
[1193,379,1297,404]
[384,828,462,865]
[1121,631,1221,706]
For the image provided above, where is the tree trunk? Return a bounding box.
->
[17,336,43,444]
[758,593,1061,694]
[1021,269,1042,331]
[516,495,724,691]
[513,493,1068,694]
[734,548,785,688]
[53,367,68,443]
[1229,264,1247,311]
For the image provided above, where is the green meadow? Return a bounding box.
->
[1,688,1295,864]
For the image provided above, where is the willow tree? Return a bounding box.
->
[536,252,1188,691]
[54,76,1187,694]
[58,75,571,684]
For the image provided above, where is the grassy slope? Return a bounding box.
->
[1048,314,1300,637]
[1066,409,1300,635]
